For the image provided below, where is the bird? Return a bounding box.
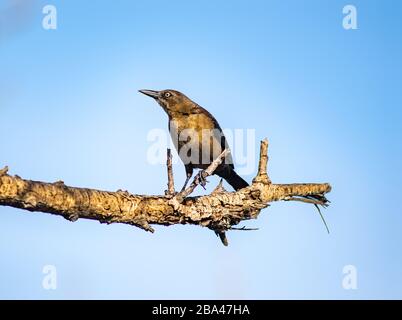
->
[139,89,249,192]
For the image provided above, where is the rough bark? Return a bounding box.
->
[0,139,331,245]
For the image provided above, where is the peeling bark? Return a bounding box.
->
[0,139,331,245]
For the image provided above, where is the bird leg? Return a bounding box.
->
[180,173,192,192]
[180,166,194,192]
[180,170,207,193]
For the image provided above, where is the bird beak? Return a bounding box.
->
[139,89,160,100]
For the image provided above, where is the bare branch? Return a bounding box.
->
[165,149,175,197]
[0,140,331,246]
[215,231,229,247]
[284,196,329,207]
[230,226,259,231]
[253,139,271,185]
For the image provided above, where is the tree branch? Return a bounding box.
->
[0,139,331,245]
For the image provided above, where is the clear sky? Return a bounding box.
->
[0,0,401,299]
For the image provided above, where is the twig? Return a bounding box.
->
[314,204,330,234]
[284,196,328,207]
[284,195,330,234]
[165,149,175,197]
[215,231,229,246]
[230,226,259,231]
[253,139,271,184]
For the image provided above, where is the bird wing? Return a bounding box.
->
[195,104,235,169]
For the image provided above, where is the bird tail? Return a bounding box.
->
[216,167,249,191]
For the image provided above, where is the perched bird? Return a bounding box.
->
[139,89,249,192]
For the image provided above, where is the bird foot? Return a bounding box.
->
[195,170,208,190]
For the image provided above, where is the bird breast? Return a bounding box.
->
[168,114,232,168]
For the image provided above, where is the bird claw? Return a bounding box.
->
[196,171,208,189]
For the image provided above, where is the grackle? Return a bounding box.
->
[139,89,249,192]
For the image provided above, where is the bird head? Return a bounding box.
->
[139,89,194,115]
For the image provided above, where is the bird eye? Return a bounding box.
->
[164,92,172,98]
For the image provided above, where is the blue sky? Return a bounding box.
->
[0,0,401,299]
